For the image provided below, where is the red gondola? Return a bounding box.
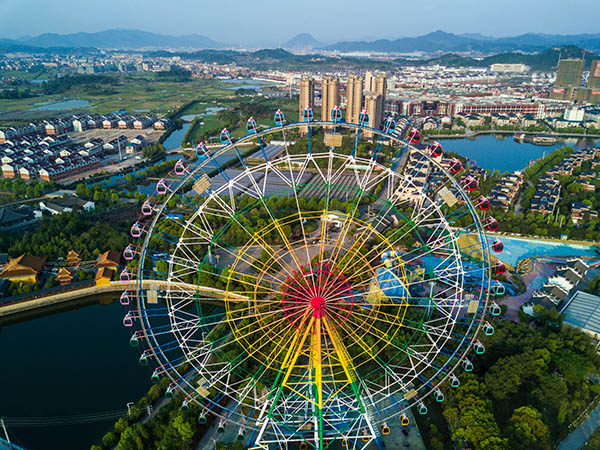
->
[462,175,478,191]
[486,217,499,232]
[477,196,490,211]
[428,141,443,158]
[448,158,462,174]
[494,262,506,274]
[491,239,504,253]
[408,127,421,144]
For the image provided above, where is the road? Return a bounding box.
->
[0,280,247,319]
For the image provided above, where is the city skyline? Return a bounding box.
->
[1,0,600,45]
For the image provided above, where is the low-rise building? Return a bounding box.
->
[571,201,598,224]
[39,196,95,215]
[55,267,73,285]
[0,254,47,283]
[95,267,114,286]
[96,250,121,270]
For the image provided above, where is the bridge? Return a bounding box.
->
[0,280,245,319]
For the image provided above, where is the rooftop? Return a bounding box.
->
[561,291,600,335]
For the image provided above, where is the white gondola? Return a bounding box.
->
[123,245,136,261]
[130,222,144,238]
[174,159,186,176]
[156,178,169,195]
[141,201,154,216]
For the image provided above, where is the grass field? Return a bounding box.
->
[184,115,226,145]
[0,74,238,124]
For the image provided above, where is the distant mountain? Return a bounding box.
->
[11,29,225,49]
[398,46,598,71]
[321,30,600,54]
[282,33,323,50]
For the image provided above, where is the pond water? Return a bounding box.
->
[220,79,275,91]
[0,297,152,450]
[181,106,227,122]
[437,134,599,173]
[493,235,600,267]
[32,99,91,111]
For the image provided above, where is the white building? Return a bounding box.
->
[564,108,584,122]
[490,63,530,73]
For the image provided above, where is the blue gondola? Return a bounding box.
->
[274,109,285,126]
[359,110,369,126]
[383,117,396,133]
[302,106,313,122]
[331,106,342,123]
[246,117,258,133]
[196,142,211,160]
[220,128,232,145]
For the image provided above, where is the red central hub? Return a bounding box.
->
[310,296,326,318]
[281,263,353,328]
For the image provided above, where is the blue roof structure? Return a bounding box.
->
[561,291,600,335]
[0,438,27,450]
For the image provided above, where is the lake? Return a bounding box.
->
[0,297,152,450]
[437,134,599,173]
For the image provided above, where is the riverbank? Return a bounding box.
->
[425,129,600,140]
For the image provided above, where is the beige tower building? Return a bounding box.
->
[299,77,315,121]
[373,74,387,101]
[321,76,340,122]
[364,93,383,138]
[346,75,363,125]
[364,71,375,92]
[299,77,315,133]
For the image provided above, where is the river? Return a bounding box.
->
[0,296,152,450]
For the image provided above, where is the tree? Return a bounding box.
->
[507,406,550,450]
[172,413,195,444]
[533,304,564,330]
[102,431,118,447]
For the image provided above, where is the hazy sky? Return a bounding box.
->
[1,0,599,45]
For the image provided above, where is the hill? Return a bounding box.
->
[282,33,323,50]
[321,30,600,54]
[10,29,225,49]
[398,46,598,71]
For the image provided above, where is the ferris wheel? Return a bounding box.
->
[121,108,503,449]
